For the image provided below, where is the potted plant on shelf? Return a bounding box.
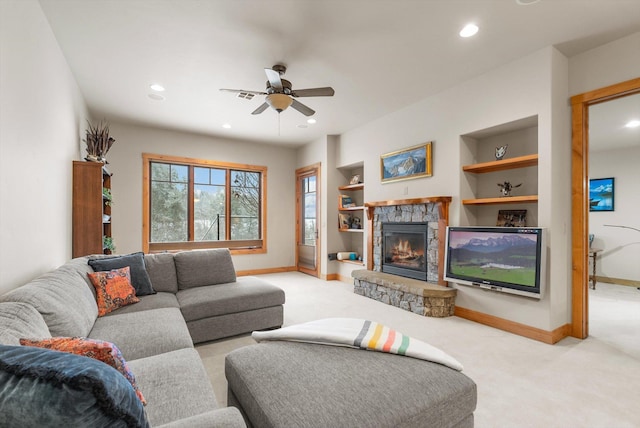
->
[102,187,113,206]
[84,121,115,162]
[103,236,115,254]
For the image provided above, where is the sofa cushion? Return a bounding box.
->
[0,344,149,428]
[176,276,285,322]
[88,307,193,361]
[174,249,236,289]
[20,337,146,405]
[103,292,179,316]
[127,348,218,427]
[0,302,51,346]
[144,253,178,293]
[87,266,140,316]
[0,258,98,337]
[89,252,156,296]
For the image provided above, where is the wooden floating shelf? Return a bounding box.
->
[462,154,538,174]
[339,228,364,233]
[338,206,365,211]
[338,259,364,265]
[338,183,364,191]
[462,195,538,205]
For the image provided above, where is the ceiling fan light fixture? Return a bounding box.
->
[266,93,293,112]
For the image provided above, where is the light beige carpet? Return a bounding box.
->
[196,272,640,427]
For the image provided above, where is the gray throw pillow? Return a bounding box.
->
[89,252,156,296]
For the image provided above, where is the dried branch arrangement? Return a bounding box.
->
[84,121,115,162]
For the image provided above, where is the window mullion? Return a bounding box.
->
[225,169,232,240]
[188,166,194,241]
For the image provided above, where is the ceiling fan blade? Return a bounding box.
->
[220,88,267,95]
[291,87,335,97]
[251,102,269,115]
[290,99,315,117]
[264,68,283,91]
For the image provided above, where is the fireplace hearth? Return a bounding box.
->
[382,222,428,281]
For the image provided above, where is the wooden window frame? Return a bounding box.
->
[142,153,267,255]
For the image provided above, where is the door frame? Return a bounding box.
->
[570,77,640,339]
[295,163,321,277]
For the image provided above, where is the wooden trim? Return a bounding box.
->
[142,158,150,253]
[570,77,640,105]
[236,266,296,276]
[324,273,339,281]
[570,77,640,340]
[454,306,570,344]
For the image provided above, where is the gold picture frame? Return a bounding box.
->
[380,142,432,183]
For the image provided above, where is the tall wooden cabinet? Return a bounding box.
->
[72,161,112,257]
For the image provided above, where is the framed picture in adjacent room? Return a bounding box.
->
[496,210,527,227]
[380,142,432,183]
[589,177,615,211]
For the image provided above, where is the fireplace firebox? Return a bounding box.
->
[382,222,428,281]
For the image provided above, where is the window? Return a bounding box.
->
[143,154,266,254]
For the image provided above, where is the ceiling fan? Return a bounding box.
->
[220,64,334,117]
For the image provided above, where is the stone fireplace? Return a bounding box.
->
[352,197,456,318]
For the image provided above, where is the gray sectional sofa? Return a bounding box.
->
[0,248,285,427]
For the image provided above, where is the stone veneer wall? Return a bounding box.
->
[372,203,441,283]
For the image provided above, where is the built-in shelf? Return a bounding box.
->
[338,206,365,211]
[462,154,538,174]
[462,195,538,205]
[338,259,364,266]
[339,228,364,233]
[338,183,364,191]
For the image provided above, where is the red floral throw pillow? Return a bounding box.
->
[19,337,146,405]
[87,266,139,316]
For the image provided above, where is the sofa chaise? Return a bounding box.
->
[0,248,285,427]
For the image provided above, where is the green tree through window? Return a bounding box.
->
[144,154,266,253]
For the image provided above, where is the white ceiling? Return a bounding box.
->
[38,0,640,147]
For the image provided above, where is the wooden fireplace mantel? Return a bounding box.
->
[364,196,452,222]
[364,196,452,284]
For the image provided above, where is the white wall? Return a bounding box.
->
[334,47,571,332]
[106,121,297,272]
[0,0,89,294]
[589,146,640,282]
[569,32,640,96]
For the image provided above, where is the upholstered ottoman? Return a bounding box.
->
[225,341,477,428]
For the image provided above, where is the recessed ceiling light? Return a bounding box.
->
[516,0,541,5]
[150,84,165,92]
[307,119,317,124]
[625,119,640,128]
[222,123,231,129]
[459,23,479,38]
[148,93,165,101]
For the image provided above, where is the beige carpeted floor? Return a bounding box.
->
[196,272,640,427]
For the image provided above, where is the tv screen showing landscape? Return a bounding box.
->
[444,227,544,297]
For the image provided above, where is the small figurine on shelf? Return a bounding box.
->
[495,144,508,160]
[350,217,362,229]
[497,181,522,197]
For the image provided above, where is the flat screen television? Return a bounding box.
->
[444,226,546,299]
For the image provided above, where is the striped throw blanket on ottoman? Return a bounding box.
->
[252,317,463,371]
